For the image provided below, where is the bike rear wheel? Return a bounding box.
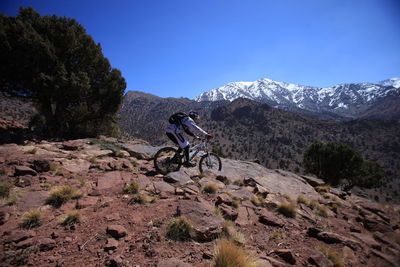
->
[154,147,182,175]
[199,152,222,173]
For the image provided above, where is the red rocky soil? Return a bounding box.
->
[0,137,399,267]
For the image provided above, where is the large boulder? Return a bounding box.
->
[164,171,194,185]
[218,159,320,200]
[177,199,224,241]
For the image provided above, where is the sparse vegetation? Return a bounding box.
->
[250,195,263,207]
[26,147,38,154]
[270,231,285,240]
[233,180,244,187]
[46,185,82,207]
[40,182,52,190]
[49,162,59,172]
[129,193,156,204]
[59,211,82,226]
[221,221,246,246]
[123,182,140,194]
[316,185,331,193]
[21,210,42,229]
[6,192,18,205]
[282,194,293,201]
[277,202,297,218]
[115,150,127,158]
[202,183,218,194]
[89,156,98,164]
[308,200,318,210]
[150,219,163,228]
[231,199,240,208]
[316,204,328,217]
[0,182,13,198]
[0,168,7,175]
[212,238,258,267]
[166,216,193,241]
[77,178,87,188]
[297,195,309,205]
[317,246,345,267]
[130,159,139,168]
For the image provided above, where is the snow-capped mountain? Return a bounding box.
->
[379,78,400,88]
[195,78,400,119]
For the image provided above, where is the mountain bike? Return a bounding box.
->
[153,139,222,175]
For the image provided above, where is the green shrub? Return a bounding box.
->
[46,185,82,207]
[277,202,297,218]
[303,142,384,190]
[166,216,193,241]
[21,210,42,229]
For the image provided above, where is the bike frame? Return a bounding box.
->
[189,139,208,161]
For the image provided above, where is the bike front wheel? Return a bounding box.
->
[154,147,182,175]
[199,152,222,173]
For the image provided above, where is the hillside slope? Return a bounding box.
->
[118,93,400,203]
[0,137,399,266]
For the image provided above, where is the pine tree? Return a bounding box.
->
[0,7,126,137]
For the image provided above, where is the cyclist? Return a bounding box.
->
[166,111,213,167]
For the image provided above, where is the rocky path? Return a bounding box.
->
[0,137,399,266]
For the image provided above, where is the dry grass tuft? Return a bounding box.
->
[297,195,309,205]
[46,185,82,208]
[123,182,140,194]
[212,238,258,267]
[26,148,38,154]
[59,211,82,226]
[316,185,331,193]
[129,193,156,204]
[166,216,193,241]
[316,205,328,217]
[317,246,345,267]
[277,201,297,218]
[202,183,218,194]
[250,195,263,207]
[221,221,246,246]
[21,210,42,229]
[0,182,13,198]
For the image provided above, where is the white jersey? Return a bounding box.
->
[166,117,208,136]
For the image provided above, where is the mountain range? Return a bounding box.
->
[196,78,400,120]
[118,90,400,204]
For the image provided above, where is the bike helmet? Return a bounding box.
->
[188,110,200,120]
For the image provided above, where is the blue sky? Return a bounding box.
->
[1,0,400,98]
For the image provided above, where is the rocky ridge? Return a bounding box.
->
[0,137,399,266]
